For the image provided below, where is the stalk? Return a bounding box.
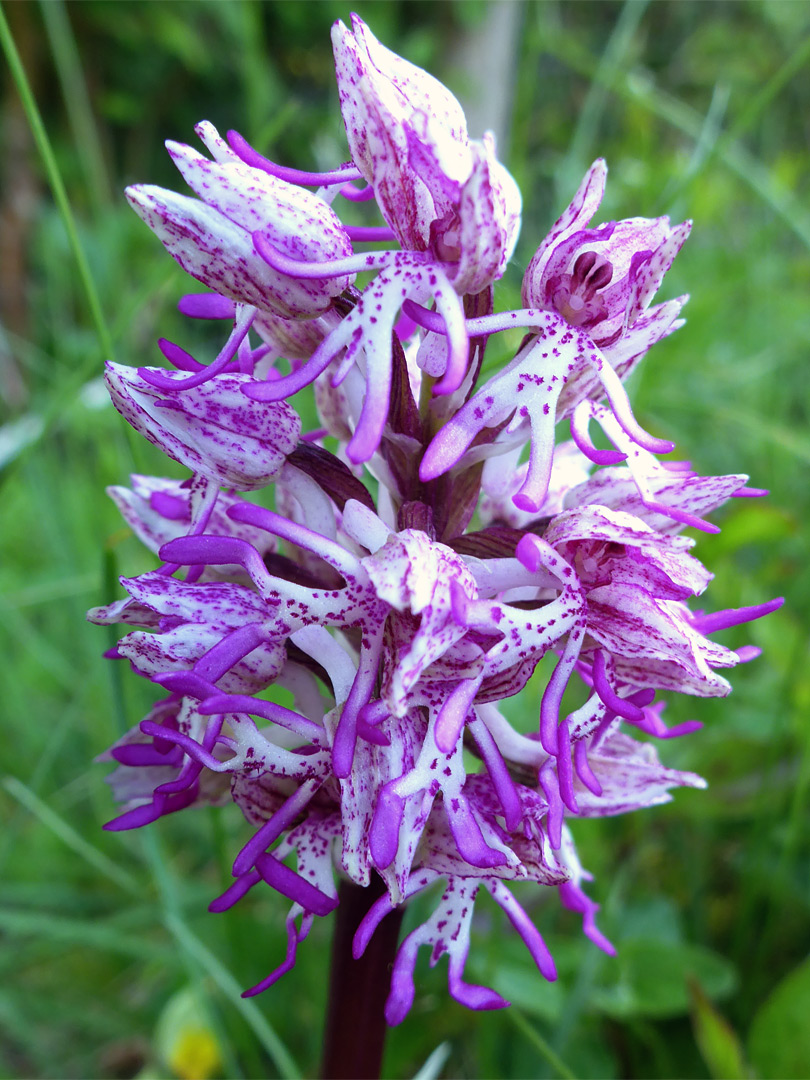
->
[321,877,405,1080]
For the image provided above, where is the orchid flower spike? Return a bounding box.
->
[93,12,781,1035]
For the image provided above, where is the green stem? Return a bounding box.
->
[0,1,114,361]
[507,1008,578,1080]
[419,371,437,426]
[39,0,112,208]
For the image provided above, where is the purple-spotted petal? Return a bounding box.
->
[574,729,706,815]
[127,128,354,319]
[104,363,300,490]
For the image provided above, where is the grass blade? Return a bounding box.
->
[412,1041,451,1080]
[559,0,650,195]
[0,906,164,959]
[164,912,301,1080]
[2,775,138,894]
[545,23,810,251]
[507,1007,578,1080]
[0,2,114,361]
[39,0,112,208]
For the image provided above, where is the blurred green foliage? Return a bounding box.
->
[1,1,809,1077]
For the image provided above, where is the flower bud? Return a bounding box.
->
[105,363,300,490]
[332,15,520,292]
[127,124,355,319]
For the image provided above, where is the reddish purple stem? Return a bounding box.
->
[321,877,405,1080]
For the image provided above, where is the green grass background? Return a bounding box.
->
[0,1,808,1077]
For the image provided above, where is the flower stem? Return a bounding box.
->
[321,877,405,1080]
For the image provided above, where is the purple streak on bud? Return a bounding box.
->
[227,128,362,186]
[592,651,646,722]
[732,486,769,497]
[691,596,784,634]
[468,718,522,831]
[370,786,405,869]
[158,337,203,372]
[559,881,616,956]
[574,739,602,796]
[255,852,338,916]
[178,292,236,320]
[539,759,563,850]
[209,869,261,912]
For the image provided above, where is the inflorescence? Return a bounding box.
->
[89,14,782,1024]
